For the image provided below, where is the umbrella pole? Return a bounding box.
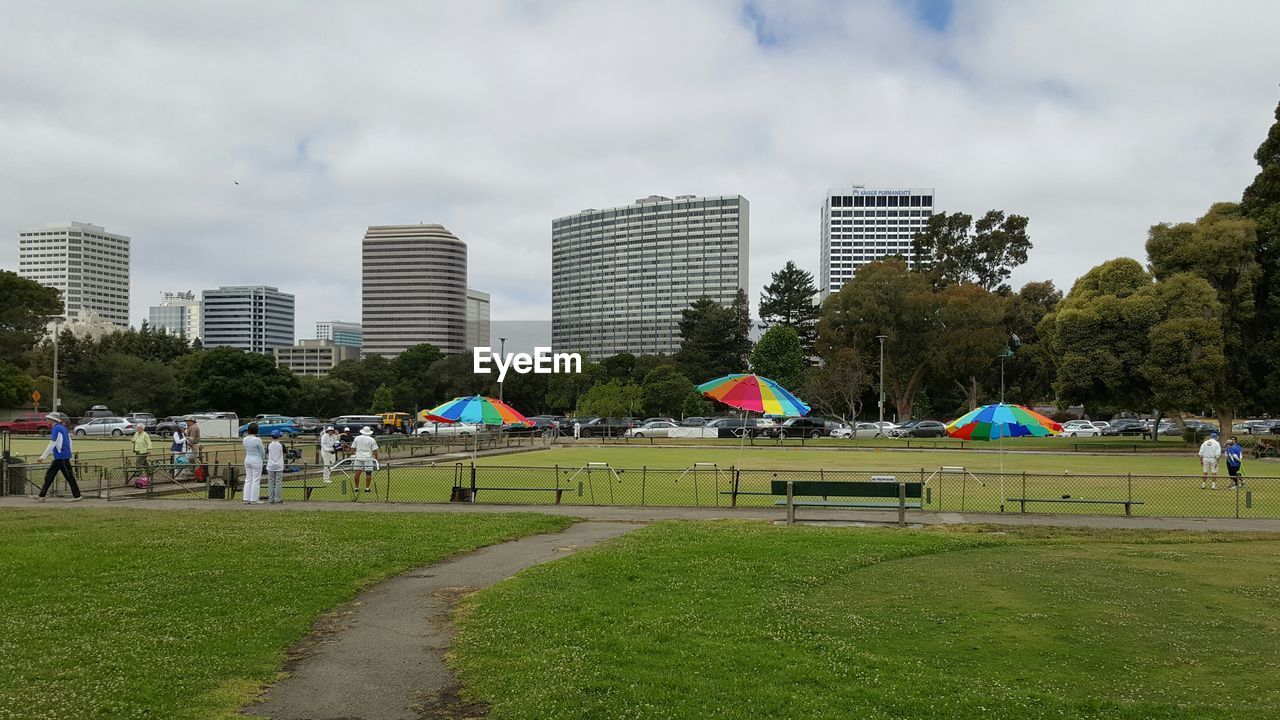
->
[999,433,1005,512]
[736,408,747,472]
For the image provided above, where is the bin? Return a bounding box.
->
[2,458,29,496]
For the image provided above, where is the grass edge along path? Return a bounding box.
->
[0,508,573,720]
[453,521,1280,720]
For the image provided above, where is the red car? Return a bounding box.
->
[0,412,54,435]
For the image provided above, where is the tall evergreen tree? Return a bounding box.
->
[758,261,819,355]
[1241,98,1280,408]
[675,292,751,381]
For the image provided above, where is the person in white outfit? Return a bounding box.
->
[319,426,340,484]
[242,422,265,504]
[573,420,581,440]
[266,430,286,504]
[351,426,379,493]
[1198,432,1222,489]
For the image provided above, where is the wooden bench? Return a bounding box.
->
[1006,496,1144,517]
[464,485,570,505]
[771,479,923,526]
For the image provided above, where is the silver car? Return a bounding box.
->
[625,421,678,438]
[73,417,137,436]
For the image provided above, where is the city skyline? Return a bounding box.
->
[2,3,1279,337]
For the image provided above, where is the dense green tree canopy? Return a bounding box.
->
[639,365,692,418]
[758,261,820,356]
[910,210,1031,291]
[177,347,300,417]
[0,271,61,363]
[675,290,751,382]
[748,325,805,393]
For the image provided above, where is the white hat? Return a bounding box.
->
[359,426,374,435]
[324,426,335,432]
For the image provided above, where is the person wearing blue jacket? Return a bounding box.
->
[36,412,81,501]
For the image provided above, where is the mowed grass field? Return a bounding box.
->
[454,522,1280,720]
[0,509,572,720]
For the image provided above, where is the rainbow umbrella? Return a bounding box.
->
[421,395,531,426]
[695,374,810,417]
[946,402,1062,511]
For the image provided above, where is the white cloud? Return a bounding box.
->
[1,0,1277,339]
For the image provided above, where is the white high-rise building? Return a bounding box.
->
[148,291,202,341]
[466,289,491,350]
[552,194,749,358]
[315,320,363,349]
[201,285,295,353]
[819,186,934,299]
[16,221,130,326]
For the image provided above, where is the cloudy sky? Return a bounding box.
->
[3,0,1278,344]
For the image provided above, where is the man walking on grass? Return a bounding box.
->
[1225,436,1244,489]
[1199,431,1222,489]
[35,412,81,501]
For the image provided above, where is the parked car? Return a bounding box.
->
[831,422,884,439]
[1102,419,1147,436]
[153,416,184,437]
[293,417,324,434]
[73,417,136,436]
[380,412,414,434]
[1060,420,1102,437]
[122,413,157,431]
[239,416,301,437]
[641,417,676,426]
[578,417,634,438]
[625,420,679,438]
[329,415,387,434]
[416,422,481,437]
[1237,419,1276,435]
[82,405,114,420]
[773,417,844,439]
[706,417,771,438]
[502,416,558,435]
[889,419,948,438]
[679,416,711,427]
[0,412,54,435]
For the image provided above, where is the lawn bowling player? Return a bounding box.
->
[351,426,379,493]
[34,412,82,502]
[1225,436,1245,489]
[319,426,341,484]
[1199,431,1222,489]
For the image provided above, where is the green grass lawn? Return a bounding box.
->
[0,509,572,720]
[454,522,1280,719]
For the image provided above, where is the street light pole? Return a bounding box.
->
[875,335,887,429]
[51,317,62,414]
[498,336,507,402]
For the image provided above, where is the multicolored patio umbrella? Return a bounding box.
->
[421,395,532,426]
[945,402,1062,511]
[695,374,810,417]
[945,403,1062,440]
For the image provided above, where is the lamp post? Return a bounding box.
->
[875,335,887,430]
[50,317,63,414]
[498,336,507,402]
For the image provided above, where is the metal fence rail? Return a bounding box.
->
[5,457,1274,520]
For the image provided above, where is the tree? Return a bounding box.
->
[0,271,61,363]
[545,362,606,414]
[0,360,35,408]
[758,261,820,356]
[178,347,300,417]
[577,379,643,418]
[601,353,637,381]
[328,355,395,410]
[630,354,676,384]
[640,365,692,417]
[931,284,1007,411]
[1147,203,1259,431]
[816,259,941,420]
[1241,98,1280,409]
[389,343,445,410]
[1001,281,1062,405]
[674,290,751,381]
[748,326,805,393]
[294,376,356,418]
[369,383,396,413]
[911,210,1032,291]
[802,348,870,421]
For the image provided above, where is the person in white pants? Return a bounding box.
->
[266,430,286,504]
[242,422,265,504]
[319,426,340,484]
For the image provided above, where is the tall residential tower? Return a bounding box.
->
[819,186,934,299]
[17,221,130,326]
[552,194,748,358]
[361,224,468,357]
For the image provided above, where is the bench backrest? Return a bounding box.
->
[770,480,923,499]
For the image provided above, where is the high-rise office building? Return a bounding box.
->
[361,224,468,357]
[819,186,935,299]
[552,194,749,358]
[16,221,130,326]
[466,289,491,350]
[273,339,360,377]
[148,291,202,341]
[315,320,363,349]
[201,285,295,353]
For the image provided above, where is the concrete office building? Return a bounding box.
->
[466,289,491,350]
[552,194,749,358]
[819,186,935,299]
[17,221,130,326]
[201,285,295,353]
[315,320,363,349]
[361,224,468,357]
[148,291,202,341]
[274,339,360,377]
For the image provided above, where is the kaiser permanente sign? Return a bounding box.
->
[473,347,582,382]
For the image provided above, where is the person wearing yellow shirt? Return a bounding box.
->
[132,423,153,476]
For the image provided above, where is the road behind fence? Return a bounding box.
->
[8,459,1272,520]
